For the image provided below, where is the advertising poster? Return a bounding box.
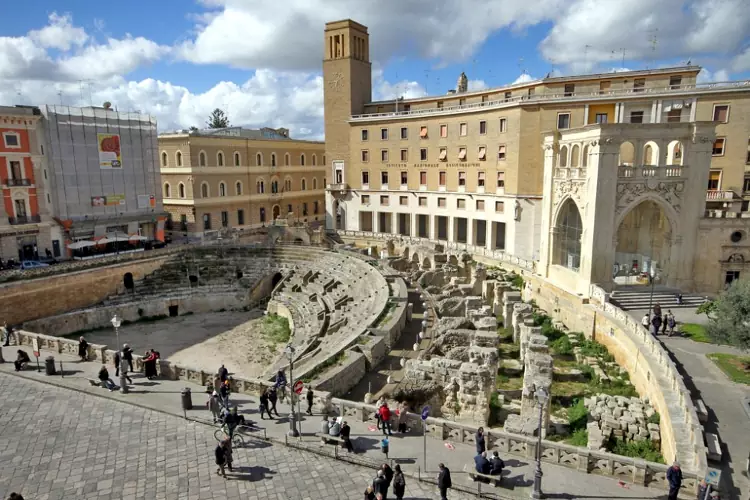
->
[98,133,122,169]
[91,196,106,207]
[91,195,126,207]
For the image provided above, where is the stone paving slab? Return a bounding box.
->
[0,344,684,499]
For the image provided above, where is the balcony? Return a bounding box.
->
[617,165,684,179]
[5,178,31,187]
[8,215,41,225]
[706,190,740,202]
[554,167,587,180]
[327,183,349,193]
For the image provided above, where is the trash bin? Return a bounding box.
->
[45,356,56,375]
[181,388,193,410]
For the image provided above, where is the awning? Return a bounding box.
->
[478,147,487,160]
[67,240,96,249]
[129,235,148,241]
[419,127,428,138]
[438,149,447,160]
[458,149,467,160]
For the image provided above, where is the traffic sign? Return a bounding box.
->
[32,338,40,358]
[293,380,304,395]
[421,405,430,421]
[705,467,721,486]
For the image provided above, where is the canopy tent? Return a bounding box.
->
[67,240,96,250]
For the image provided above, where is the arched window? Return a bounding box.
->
[178,183,186,198]
[582,145,589,168]
[256,153,262,166]
[163,183,171,198]
[644,145,654,165]
[176,151,182,167]
[199,151,206,167]
[235,181,242,195]
[257,180,265,194]
[571,145,580,168]
[285,153,290,166]
[313,178,318,190]
[619,141,635,166]
[323,155,326,165]
[300,154,306,166]
[301,178,307,191]
[271,153,277,167]
[284,178,292,191]
[201,182,209,198]
[219,182,226,197]
[161,152,168,167]
[559,145,569,168]
[312,154,317,166]
[217,151,224,167]
[260,207,266,222]
[234,152,240,166]
[272,180,279,194]
[555,200,583,271]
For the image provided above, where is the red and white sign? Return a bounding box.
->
[32,338,40,358]
[293,380,304,395]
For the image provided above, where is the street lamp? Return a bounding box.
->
[646,264,657,320]
[110,315,121,353]
[110,315,127,394]
[284,343,299,437]
[531,386,549,499]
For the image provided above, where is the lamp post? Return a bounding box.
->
[531,386,549,499]
[284,343,299,437]
[110,315,121,355]
[110,315,127,394]
[646,264,657,320]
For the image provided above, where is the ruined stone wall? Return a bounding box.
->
[313,350,367,396]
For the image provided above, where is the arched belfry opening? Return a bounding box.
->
[614,200,672,285]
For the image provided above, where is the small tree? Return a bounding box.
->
[206,108,229,129]
[188,126,198,132]
[706,279,750,350]
[696,300,717,319]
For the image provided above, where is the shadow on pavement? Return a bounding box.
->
[227,465,275,482]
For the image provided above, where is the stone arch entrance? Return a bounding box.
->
[614,199,673,285]
[272,205,281,221]
[271,272,283,289]
[552,199,583,271]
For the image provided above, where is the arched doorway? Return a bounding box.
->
[553,199,583,271]
[614,200,672,285]
[272,205,280,221]
[271,272,283,288]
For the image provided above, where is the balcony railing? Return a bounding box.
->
[706,190,739,201]
[327,183,349,192]
[617,164,684,179]
[8,215,41,225]
[553,167,587,180]
[5,178,31,187]
[352,80,750,120]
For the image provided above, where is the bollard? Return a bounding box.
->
[59,360,64,378]
[180,388,192,410]
[0,346,4,363]
[45,356,56,375]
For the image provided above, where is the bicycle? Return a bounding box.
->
[213,423,245,448]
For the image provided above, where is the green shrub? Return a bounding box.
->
[648,412,661,425]
[551,335,573,355]
[567,428,589,447]
[510,274,524,290]
[567,399,588,431]
[608,437,665,463]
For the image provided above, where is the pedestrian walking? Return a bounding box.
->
[223,438,234,472]
[306,387,314,415]
[220,379,231,408]
[381,463,394,492]
[651,314,662,336]
[115,349,133,384]
[114,350,121,377]
[3,322,14,347]
[363,485,376,500]
[641,313,650,330]
[341,420,354,452]
[667,312,677,337]
[78,337,89,362]
[259,390,273,420]
[122,344,134,372]
[397,403,408,433]
[392,464,406,500]
[268,387,280,417]
[209,391,222,423]
[379,403,392,436]
[375,397,385,429]
[372,469,388,499]
[475,427,486,454]
[661,312,669,335]
[667,461,682,500]
[437,463,452,500]
[214,441,228,478]
[218,364,228,382]
[380,436,389,460]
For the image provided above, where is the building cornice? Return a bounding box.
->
[159,166,328,175]
[164,189,326,207]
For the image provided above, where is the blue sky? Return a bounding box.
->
[0,0,748,137]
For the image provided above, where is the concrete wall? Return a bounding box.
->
[355,334,386,369]
[369,299,408,350]
[313,350,367,396]
[0,255,171,325]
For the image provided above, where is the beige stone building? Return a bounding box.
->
[159,127,326,237]
[323,19,750,293]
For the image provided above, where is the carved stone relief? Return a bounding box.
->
[552,179,586,208]
[615,181,684,217]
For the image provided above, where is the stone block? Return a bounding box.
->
[647,423,660,432]
[649,431,661,442]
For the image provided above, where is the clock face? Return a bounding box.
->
[329,72,345,90]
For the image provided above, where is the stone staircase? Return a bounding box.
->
[609,286,707,311]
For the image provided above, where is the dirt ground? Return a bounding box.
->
[78,310,284,380]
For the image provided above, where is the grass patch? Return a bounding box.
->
[567,399,588,431]
[648,412,661,425]
[680,323,712,343]
[509,273,524,290]
[707,353,750,385]
[497,327,514,342]
[496,373,524,390]
[497,343,520,359]
[300,352,347,383]
[551,381,590,398]
[374,301,397,328]
[532,312,565,342]
[356,335,371,345]
[488,392,503,426]
[608,437,665,464]
[551,335,573,355]
[566,429,589,447]
[260,314,291,344]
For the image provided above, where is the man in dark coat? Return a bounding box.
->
[475,427,486,454]
[78,337,89,361]
[340,421,354,452]
[490,451,505,476]
[122,344,134,372]
[372,469,388,499]
[666,461,682,500]
[306,387,314,415]
[437,463,451,500]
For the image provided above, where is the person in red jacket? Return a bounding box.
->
[379,404,393,436]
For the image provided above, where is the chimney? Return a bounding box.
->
[456,72,468,93]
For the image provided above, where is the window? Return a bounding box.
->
[437,147,447,161]
[497,172,505,188]
[557,113,570,129]
[271,180,278,193]
[400,171,408,185]
[499,118,507,133]
[161,152,168,167]
[285,153,290,166]
[217,152,224,166]
[556,200,582,270]
[564,83,575,96]
[314,178,318,189]
[271,153,277,167]
[3,133,19,148]
[256,153,262,166]
[260,208,266,223]
[458,147,467,160]
[420,148,428,161]
[180,214,188,230]
[439,171,446,186]
[713,105,729,123]
[233,152,239,166]
[458,171,466,186]
[9,161,21,180]
[599,81,611,94]
[287,204,292,215]
[420,126,428,138]
[300,154,306,166]
[362,171,370,185]
[459,98,466,106]
[498,145,506,161]
[440,124,448,138]
[361,195,370,204]
[179,183,185,198]
[633,78,645,92]
[479,121,487,135]
[323,155,326,165]
[477,171,485,187]
[667,108,682,123]
[380,195,389,206]
[301,178,307,191]
[476,200,485,211]
[203,213,211,230]
[302,203,308,216]
[457,199,466,209]
[746,137,750,164]
[46,193,50,204]
[670,75,682,89]
[164,183,171,198]
[234,181,242,195]
[399,196,408,206]
[743,176,750,193]
[43,169,47,180]
[201,183,209,198]
[362,150,369,162]
[312,155,317,166]
[713,138,726,156]
[381,171,389,186]
[400,127,408,139]
[419,171,427,185]
[314,201,319,214]
[400,149,408,162]
[437,101,443,109]
[495,201,504,213]
[595,113,608,124]
[419,197,427,207]
[478,146,487,161]
[237,209,245,225]
[199,152,206,166]
[362,129,369,141]
[707,170,721,190]
[438,197,446,208]
[221,211,229,228]
[630,111,644,124]
[381,128,388,140]
[381,150,389,162]
[219,182,226,197]
[504,91,511,101]
[257,180,265,194]
[459,123,468,136]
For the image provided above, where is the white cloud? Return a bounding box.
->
[372,66,427,100]
[59,37,168,80]
[512,73,535,85]
[731,47,750,73]
[29,13,88,51]
[467,79,488,91]
[697,67,730,84]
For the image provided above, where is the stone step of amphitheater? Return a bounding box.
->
[609,287,707,311]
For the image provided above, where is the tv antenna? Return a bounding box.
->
[647,29,658,68]
[584,45,592,70]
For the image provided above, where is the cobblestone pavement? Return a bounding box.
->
[0,374,457,500]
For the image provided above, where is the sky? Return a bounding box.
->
[0,0,749,140]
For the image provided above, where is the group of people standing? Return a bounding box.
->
[364,463,407,500]
[641,304,677,336]
[89,339,160,391]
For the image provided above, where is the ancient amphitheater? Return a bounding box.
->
[0,228,710,498]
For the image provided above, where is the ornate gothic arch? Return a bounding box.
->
[614,189,682,236]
